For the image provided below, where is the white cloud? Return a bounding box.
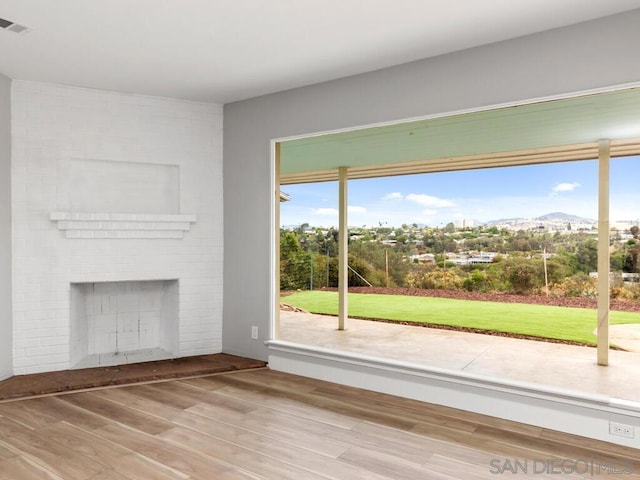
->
[406,193,455,208]
[348,205,367,214]
[422,209,438,216]
[314,208,338,216]
[382,192,403,201]
[552,182,580,194]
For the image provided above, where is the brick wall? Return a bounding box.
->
[0,73,11,380]
[11,81,223,374]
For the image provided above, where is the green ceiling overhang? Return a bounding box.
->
[279,87,640,184]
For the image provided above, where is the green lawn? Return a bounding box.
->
[282,291,640,345]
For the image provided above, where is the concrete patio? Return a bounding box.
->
[280,310,640,403]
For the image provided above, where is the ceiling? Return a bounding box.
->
[2,1,640,103]
[280,87,640,183]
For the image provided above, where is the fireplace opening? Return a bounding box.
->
[70,280,179,368]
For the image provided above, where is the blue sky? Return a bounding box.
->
[281,158,640,228]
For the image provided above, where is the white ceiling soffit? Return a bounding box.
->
[2,1,640,103]
[279,87,640,184]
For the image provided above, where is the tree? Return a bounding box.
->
[610,250,625,272]
[511,238,531,252]
[280,231,310,290]
[281,231,302,258]
[349,239,410,287]
[624,246,640,273]
[503,257,543,294]
[347,255,384,286]
[575,239,598,273]
[545,257,572,285]
[631,225,639,239]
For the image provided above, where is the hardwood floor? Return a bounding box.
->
[0,369,637,479]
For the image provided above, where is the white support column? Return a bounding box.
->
[338,167,348,330]
[274,143,282,340]
[597,140,610,366]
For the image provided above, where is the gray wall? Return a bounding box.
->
[0,73,12,380]
[223,10,640,360]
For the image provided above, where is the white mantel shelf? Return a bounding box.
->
[50,212,197,239]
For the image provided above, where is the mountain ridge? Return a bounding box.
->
[485,211,595,226]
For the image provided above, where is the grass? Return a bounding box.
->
[282,291,640,345]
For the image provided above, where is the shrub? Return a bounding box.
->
[551,274,597,298]
[407,269,463,290]
[463,270,489,292]
[610,283,640,300]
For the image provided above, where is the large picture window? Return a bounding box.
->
[275,87,640,402]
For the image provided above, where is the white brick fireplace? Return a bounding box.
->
[70,280,179,368]
[11,81,223,374]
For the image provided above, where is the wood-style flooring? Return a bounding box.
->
[0,369,637,479]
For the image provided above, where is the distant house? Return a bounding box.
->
[409,253,435,263]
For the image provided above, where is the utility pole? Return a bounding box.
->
[326,247,330,287]
[542,247,549,297]
[441,225,447,288]
[385,249,389,288]
[310,251,314,291]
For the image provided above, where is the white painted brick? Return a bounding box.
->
[39,335,70,347]
[11,81,223,373]
[26,344,69,357]
[14,353,69,368]
[22,362,69,375]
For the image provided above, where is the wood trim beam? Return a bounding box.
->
[281,139,640,185]
[597,139,610,366]
[338,167,348,331]
[274,142,282,340]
